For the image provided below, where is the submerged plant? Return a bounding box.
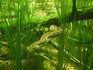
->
[0,0,93,70]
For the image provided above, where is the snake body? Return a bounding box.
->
[27,25,62,52]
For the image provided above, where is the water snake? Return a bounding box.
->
[27,25,63,52]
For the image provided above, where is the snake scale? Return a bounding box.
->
[27,25,63,52]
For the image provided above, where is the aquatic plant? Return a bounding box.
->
[0,0,93,70]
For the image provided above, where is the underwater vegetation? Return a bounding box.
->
[0,0,93,70]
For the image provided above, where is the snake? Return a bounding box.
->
[27,25,63,52]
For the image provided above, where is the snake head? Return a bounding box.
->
[50,25,57,31]
[50,25,63,32]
